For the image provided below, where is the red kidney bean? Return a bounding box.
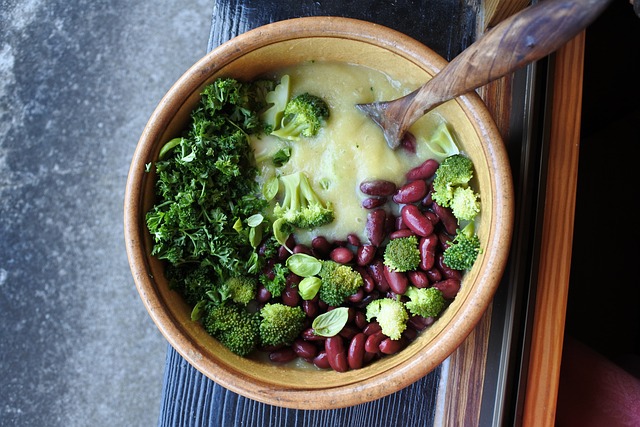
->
[365,331,386,353]
[355,266,375,293]
[389,228,415,240]
[383,265,409,295]
[362,197,387,209]
[330,246,354,264]
[269,347,297,363]
[313,351,331,369]
[408,315,433,331]
[356,244,377,266]
[401,204,434,237]
[347,288,365,303]
[419,234,438,271]
[278,245,291,261]
[379,337,406,355]
[424,210,439,225]
[366,209,387,247]
[354,311,368,329]
[339,325,360,340]
[436,254,463,281]
[347,233,361,247]
[385,213,396,235]
[395,216,406,230]
[432,202,458,235]
[406,158,439,181]
[403,327,418,342]
[302,299,319,318]
[407,270,429,288]
[256,285,272,303]
[360,179,397,197]
[348,333,367,370]
[438,231,453,250]
[293,244,313,255]
[401,132,416,153]
[293,338,318,359]
[393,180,428,204]
[367,260,390,292]
[433,278,462,299]
[311,236,332,257]
[325,336,349,372]
[355,291,379,309]
[363,321,382,336]
[282,282,300,307]
[421,191,434,207]
[301,328,326,341]
[426,268,442,283]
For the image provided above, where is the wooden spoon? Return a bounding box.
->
[357,0,612,149]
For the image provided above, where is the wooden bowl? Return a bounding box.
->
[124,16,513,409]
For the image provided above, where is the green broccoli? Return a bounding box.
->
[443,222,481,271]
[383,235,421,272]
[431,154,475,209]
[259,303,306,347]
[272,171,334,229]
[365,297,409,340]
[203,302,261,356]
[260,74,290,133]
[165,264,215,306]
[318,260,364,307]
[220,275,257,305]
[259,263,289,298]
[424,122,460,158]
[449,186,481,221]
[271,93,329,140]
[404,286,446,318]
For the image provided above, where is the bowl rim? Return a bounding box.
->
[124,16,514,409]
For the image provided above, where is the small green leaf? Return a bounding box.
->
[298,276,322,300]
[286,253,322,277]
[191,300,207,321]
[272,218,290,247]
[312,307,349,337]
[262,176,279,201]
[232,218,243,233]
[249,224,262,248]
[246,213,264,228]
[158,137,182,159]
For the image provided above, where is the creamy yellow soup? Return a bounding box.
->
[250,61,447,244]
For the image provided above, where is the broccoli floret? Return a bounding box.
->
[259,263,289,298]
[404,286,446,318]
[203,302,260,356]
[424,122,460,158]
[260,75,290,133]
[318,260,364,306]
[259,303,306,347]
[443,222,481,271]
[365,297,409,340]
[272,171,334,229]
[271,93,329,140]
[383,235,421,272]
[450,186,481,221]
[221,275,257,305]
[431,154,475,208]
[165,264,215,306]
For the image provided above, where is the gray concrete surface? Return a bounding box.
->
[0,1,213,425]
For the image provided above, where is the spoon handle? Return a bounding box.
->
[403,0,612,131]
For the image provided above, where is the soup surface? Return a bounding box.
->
[251,61,446,244]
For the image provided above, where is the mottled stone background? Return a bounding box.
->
[0,1,212,425]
